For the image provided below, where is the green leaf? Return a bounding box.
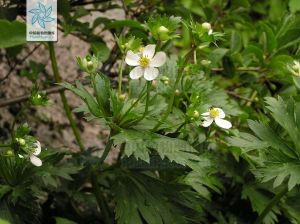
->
[254,161,300,190]
[0,219,10,224]
[90,42,110,62]
[230,31,242,53]
[265,97,300,152]
[261,23,277,53]
[55,217,77,224]
[293,76,300,89]
[91,73,111,116]
[242,185,281,224]
[248,120,296,158]
[105,20,144,30]
[0,20,26,48]
[113,172,188,224]
[112,130,198,165]
[289,0,300,13]
[62,82,103,117]
[208,48,229,66]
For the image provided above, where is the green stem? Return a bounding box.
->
[119,83,147,125]
[254,187,288,224]
[91,171,112,224]
[48,42,85,151]
[143,81,151,116]
[0,144,10,148]
[118,55,125,96]
[99,136,114,166]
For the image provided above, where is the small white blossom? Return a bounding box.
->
[201,107,232,129]
[30,141,42,167]
[288,60,300,77]
[125,44,167,81]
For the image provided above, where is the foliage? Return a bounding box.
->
[1,0,300,224]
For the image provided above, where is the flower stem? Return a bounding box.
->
[254,187,288,224]
[48,42,85,151]
[119,83,147,125]
[143,81,151,116]
[0,144,10,148]
[118,55,125,96]
[99,135,114,166]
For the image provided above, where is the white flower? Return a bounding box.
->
[125,44,167,81]
[30,141,42,167]
[201,107,232,129]
[288,60,300,77]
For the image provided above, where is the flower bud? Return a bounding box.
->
[158,26,169,33]
[16,138,26,146]
[202,22,211,30]
[193,110,200,118]
[201,59,211,66]
[152,80,157,88]
[6,150,13,156]
[175,89,180,96]
[119,94,126,101]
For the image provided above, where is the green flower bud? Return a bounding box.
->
[16,138,26,146]
[158,26,169,33]
[201,60,211,66]
[193,110,200,118]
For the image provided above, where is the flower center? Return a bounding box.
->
[139,57,150,68]
[209,108,220,118]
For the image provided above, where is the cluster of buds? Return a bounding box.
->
[76,55,100,73]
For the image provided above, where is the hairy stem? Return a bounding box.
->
[48,42,85,151]
[118,55,125,96]
[143,81,151,116]
[99,136,114,166]
[254,187,288,224]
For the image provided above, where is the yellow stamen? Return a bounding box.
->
[139,57,150,68]
[209,108,220,118]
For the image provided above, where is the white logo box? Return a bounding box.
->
[26,0,57,41]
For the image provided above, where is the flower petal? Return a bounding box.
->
[215,108,225,118]
[125,50,140,66]
[33,141,41,156]
[202,117,213,127]
[201,112,210,116]
[143,44,156,59]
[144,67,159,81]
[30,155,42,167]
[215,118,232,129]
[150,52,167,67]
[129,66,144,79]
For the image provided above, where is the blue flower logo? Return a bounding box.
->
[29,2,55,29]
